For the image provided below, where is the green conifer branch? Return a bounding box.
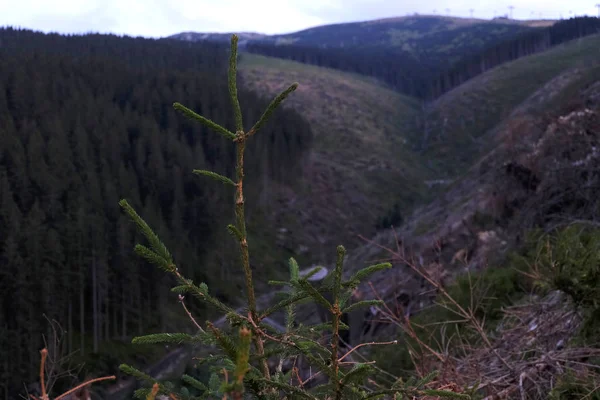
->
[300,264,326,281]
[310,321,349,333]
[133,387,162,400]
[420,389,472,399]
[255,379,319,400]
[119,199,173,266]
[295,280,332,310]
[228,35,244,133]
[267,279,290,286]
[345,262,392,288]
[172,102,236,141]
[417,370,439,388]
[131,332,210,345]
[195,353,229,367]
[341,299,384,314]
[331,245,346,400]
[289,257,300,280]
[247,83,299,137]
[207,322,239,362]
[227,224,243,241]
[192,169,237,186]
[333,245,345,302]
[133,244,173,272]
[169,285,189,294]
[181,374,208,392]
[259,291,313,319]
[340,363,373,386]
[119,364,172,398]
[169,274,240,320]
[234,328,251,386]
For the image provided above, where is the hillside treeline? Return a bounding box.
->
[431,17,600,98]
[244,18,535,98]
[244,43,431,97]
[245,17,600,100]
[0,28,313,396]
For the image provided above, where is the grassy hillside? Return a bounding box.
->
[238,53,433,261]
[411,33,600,176]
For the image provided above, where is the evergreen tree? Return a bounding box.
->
[117,34,462,400]
[0,27,313,395]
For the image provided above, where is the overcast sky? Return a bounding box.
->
[1,0,598,37]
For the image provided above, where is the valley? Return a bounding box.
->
[1,12,600,400]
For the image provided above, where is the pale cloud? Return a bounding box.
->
[0,0,597,38]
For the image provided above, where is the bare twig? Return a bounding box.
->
[359,233,515,373]
[40,349,48,400]
[338,340,398,363]
[178,295,205,333]
[54,376,116,400]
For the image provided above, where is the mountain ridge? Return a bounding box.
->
[167,15,557,45]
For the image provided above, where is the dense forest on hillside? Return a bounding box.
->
[0,28,313,396]
[431,16,600,97]
[244,43,432,97]
[245,17,600,99]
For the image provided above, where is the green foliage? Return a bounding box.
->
[118,34,464,399]
[444,266,531,326]
[548,370,600,400]
[511,224,600,342]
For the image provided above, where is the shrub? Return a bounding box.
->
[372,264,532,378]
[511,224,600,343]
[548,370,600,400]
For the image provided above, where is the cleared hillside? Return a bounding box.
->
[238,53,432,262]
[412,33,600,176]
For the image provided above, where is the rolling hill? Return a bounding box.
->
[236,53,434,262]
[169,15,552,65]
[342,34,600,306]
[170,16,599,101]
[231,32,600,267]
[251,15,543,62]
[406,32,600,175]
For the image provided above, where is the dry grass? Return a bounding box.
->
[27,348,115,400]
[355,229,600,399]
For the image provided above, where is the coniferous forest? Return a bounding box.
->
[0,28,313,396]
[246,17,600,99]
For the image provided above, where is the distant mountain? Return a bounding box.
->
[168,16,554,63]
[168,31,267,47]
[167,15,555,98]
[255,15,548,54]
